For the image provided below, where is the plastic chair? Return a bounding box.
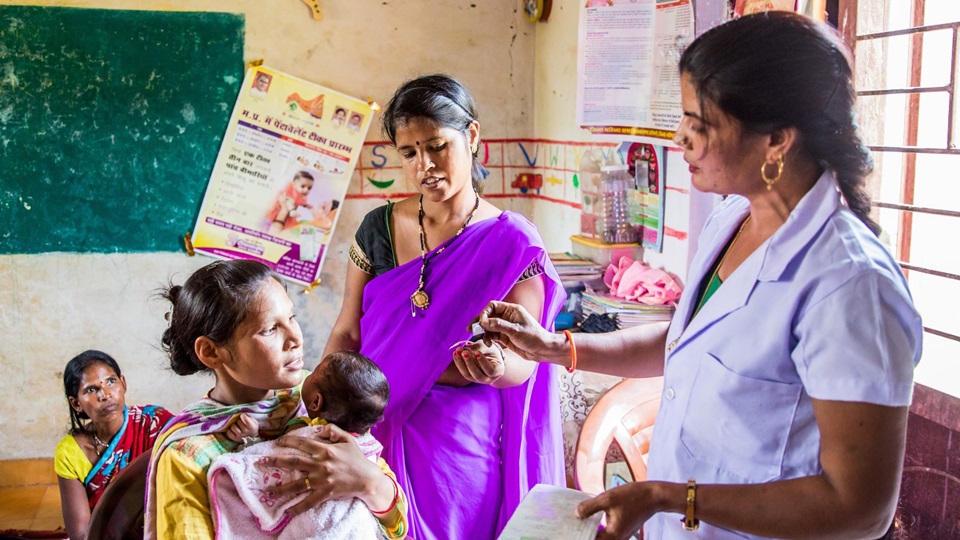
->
[574,377,663,495]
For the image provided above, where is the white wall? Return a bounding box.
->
[1,0,726,460]
[530,0,726,282]
[0,0,536,460]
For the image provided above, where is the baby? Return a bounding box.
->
[266,171,315,234]
[207,351,392,540]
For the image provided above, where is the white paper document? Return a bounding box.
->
[576,0,695,146]
[497,484,602,540]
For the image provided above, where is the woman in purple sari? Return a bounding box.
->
[324,74,566,539]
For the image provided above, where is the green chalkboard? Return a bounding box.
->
[0,7,244,254]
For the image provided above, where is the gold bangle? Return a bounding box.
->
[682,478,699,531]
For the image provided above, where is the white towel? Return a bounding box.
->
[208,425,385,539]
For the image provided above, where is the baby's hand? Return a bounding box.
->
[226,413,259,443]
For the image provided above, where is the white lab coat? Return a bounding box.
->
[644,170,923,539]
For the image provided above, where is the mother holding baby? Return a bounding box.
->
[323,74,567,540]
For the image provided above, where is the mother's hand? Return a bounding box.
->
[577,482,661,540]
[258,423,392,516]
[452,340,505,385]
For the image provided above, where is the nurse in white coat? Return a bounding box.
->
[474,11,923,540]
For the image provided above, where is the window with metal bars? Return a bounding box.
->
[837,0,960,397]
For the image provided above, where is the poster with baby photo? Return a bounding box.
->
[191,66,373,286]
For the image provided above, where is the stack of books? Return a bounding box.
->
[549,252,604,288]
[581,290,674,328]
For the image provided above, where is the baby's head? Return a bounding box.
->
[316,199,340,215]
[302,351,389,434]
[292,171,315,196]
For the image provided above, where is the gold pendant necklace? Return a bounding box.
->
[411,191,480,315]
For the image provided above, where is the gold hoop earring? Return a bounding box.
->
[761,156,784,190]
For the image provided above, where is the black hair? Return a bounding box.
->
[381,74,487,194]
[293,170,315,182]
[160,260,285,376]
[335,107,346,114]
[330,199,340,211]
[679,11,879,235]
[315,351,390,434]
[63,350,123,434]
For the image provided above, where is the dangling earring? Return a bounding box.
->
[761,155,784,191]
[470,142,479,156]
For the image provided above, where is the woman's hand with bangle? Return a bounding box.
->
[258,423,393,516]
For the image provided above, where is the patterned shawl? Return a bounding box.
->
[143,384,306,540]
[84,404,172,509]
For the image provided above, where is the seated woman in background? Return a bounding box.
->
[55,349,173,540]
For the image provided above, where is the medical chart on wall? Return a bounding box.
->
[192,66,373,286]
[577,0,695,146]
[622,141,665,251]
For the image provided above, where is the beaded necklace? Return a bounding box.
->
[410,191,480,316]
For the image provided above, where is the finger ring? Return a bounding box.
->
[304,477,311,491]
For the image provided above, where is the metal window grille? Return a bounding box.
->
[840,0,960,346]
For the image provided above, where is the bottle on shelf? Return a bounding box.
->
[595,164,638,244]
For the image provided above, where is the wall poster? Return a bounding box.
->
[576,0,695,146]
[192,66,373,286]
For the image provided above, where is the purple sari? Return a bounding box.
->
[361,211,566,540]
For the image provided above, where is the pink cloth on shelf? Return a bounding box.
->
[207,424,384,540]
[603,256,683,306]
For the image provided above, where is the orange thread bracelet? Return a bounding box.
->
[563,330,577,373]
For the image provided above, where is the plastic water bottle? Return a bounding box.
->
[596,164,638,244]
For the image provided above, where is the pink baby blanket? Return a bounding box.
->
[207,424,385,540]
[603,256,683,306]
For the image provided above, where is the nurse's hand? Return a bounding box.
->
[576,481,661,540]
[452,340,506,385]
[473,300,558,361]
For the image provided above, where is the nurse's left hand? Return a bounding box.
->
[577,481,659,540]
[452,340,506,385]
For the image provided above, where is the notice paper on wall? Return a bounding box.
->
[576,0,695,146]
[192,66,373,286]
[497,484,603,540]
